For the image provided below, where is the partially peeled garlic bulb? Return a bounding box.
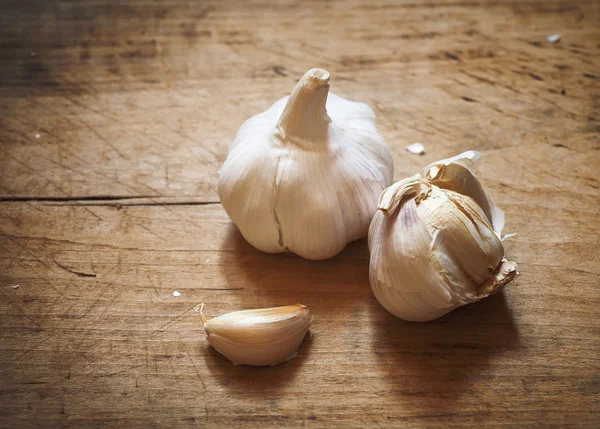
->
[198,304,312,366]
[218,68,393,260]
[368,151,517,322]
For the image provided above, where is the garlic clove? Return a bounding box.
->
[423,151,504,235]
[376,174,428,216]
[218,147,284,253]
[370,198,455,322]
[274,128,393,260]
[199,304,312,366]
[418,189,504,285]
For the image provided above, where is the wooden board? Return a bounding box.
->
[1,0,599,427]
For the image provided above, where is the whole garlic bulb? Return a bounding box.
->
[218,68,393,260]
[198,304,312,366]
[368,151,517,322]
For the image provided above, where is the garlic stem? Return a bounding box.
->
[276,68,332,143]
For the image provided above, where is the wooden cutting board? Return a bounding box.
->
[1,1,598,427]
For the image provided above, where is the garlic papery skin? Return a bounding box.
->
[423,151,505,236]
[368,154,517,322]
[199,304,312,366]
[218,68,393,260]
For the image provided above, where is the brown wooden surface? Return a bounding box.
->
[1,0,599,427]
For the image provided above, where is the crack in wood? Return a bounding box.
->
[53,201,222,207]
[0,196,222,207]
[0,195,154,202]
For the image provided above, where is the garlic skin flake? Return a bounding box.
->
[369,152,517,322]
[199,304,312,366]
[218,68,393,260]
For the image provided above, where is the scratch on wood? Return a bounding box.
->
[135,222,167,242]
[147,275,161,297]
[54,258,97,277]
[186,351,209,418]
[272,65,287,77]
[2,239,68,298]
[150,305,198,337]
[372,102,398,130]
[9,333,57,363]
[1,291,42,330]
[528,72,544,81]
[78,119,130,161]
[443,51,461,61]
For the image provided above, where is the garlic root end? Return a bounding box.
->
[477,258,518,297]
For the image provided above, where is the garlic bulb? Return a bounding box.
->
[218,68,393,260]
[198,304,312,366]
[368,151,517,322]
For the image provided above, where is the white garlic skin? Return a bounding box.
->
[218,68,393,260]
[201,304,312,366]
[368,152,517,322]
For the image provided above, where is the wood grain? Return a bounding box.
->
[1,0,599,427]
